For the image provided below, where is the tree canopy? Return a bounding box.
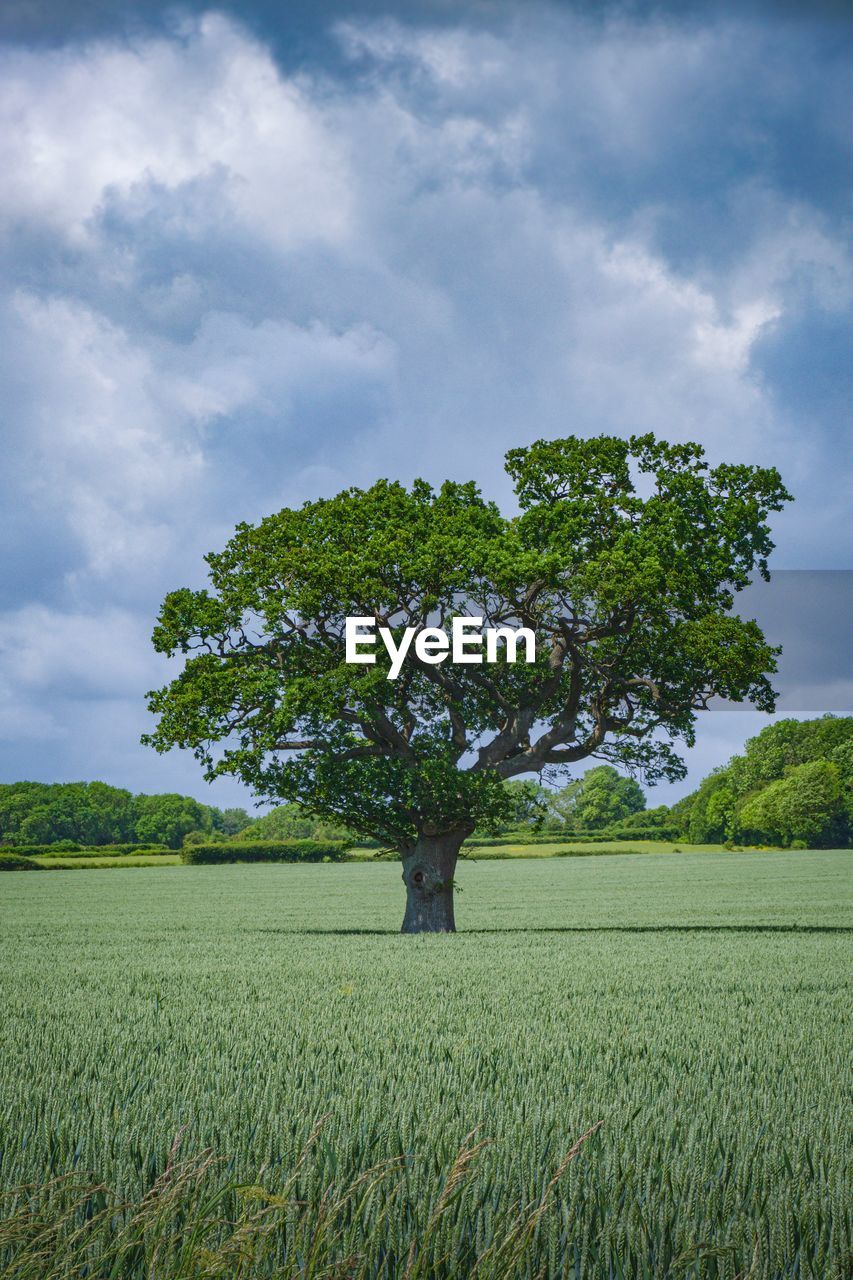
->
[671,716,853,846]
[547,765,646,830]
[133,793,215,849]
[236,802,350,843]
[144,433,790,872]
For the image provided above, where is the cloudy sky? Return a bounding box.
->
[1,0,850,811]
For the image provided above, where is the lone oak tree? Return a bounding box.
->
[143,434,791,932]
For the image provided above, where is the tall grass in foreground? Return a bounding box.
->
[0,1124,607,1280]
[3,1120,846,1279]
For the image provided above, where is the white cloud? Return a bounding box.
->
[5,290,394,586]
[0,13,352,251]
[0,603,165,758]
[0,8,849,799]
[8,292,204,579]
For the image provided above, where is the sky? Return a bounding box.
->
[0,0,851,812]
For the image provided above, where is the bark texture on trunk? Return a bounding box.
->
[400,828,468,933]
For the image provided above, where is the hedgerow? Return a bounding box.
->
[0,841,170,857]
[182,839,350,864]
[466,827,682,846]
[0,853,41,871]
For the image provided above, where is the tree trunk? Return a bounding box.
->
[400,828,469,934]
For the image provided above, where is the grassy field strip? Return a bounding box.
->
[30,854,183,868]
[314,837,750,861]
[29,838,762,869]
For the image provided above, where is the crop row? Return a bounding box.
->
[1,855,850,1277]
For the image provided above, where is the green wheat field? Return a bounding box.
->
[1,850,850,1278]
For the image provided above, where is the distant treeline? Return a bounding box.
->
[1,717,850,852]
[0,782,252,850]
[666,716,852,848]
[528,715,851,849]
[468,715,851,848]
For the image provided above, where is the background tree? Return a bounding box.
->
[133,793,213,849]
[547,765,645,831]
[610,803,673,832]
[728,716,852,795]
[828,738,853,834]
[0,781,136,846]
[143,433,791,932]
[670,770,736,844]
[237,802,351,843]
[213,806,253,835]
[0,781,248,849]
[670,716,853,845]
[474,780,548,835]
[735,760,845,847]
